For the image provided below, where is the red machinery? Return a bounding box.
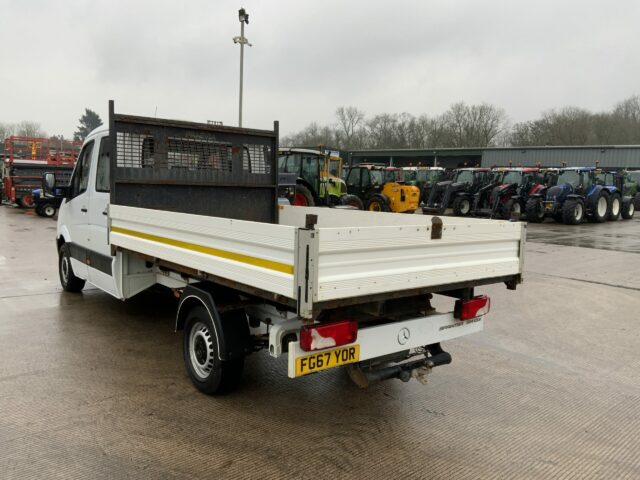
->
[2,136,81,207]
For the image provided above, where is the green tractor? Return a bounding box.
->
[278,148,363,208]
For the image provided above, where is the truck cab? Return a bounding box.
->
[55,127,116,296]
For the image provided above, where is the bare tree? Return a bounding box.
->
[16,120,46,137]
[0,122,16,140]
[335,106,365,149]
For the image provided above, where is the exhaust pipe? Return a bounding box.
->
[348,344,452,388]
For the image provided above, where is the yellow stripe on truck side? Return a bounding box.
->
[110,226,294,275]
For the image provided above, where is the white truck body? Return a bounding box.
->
[53,108,525,389]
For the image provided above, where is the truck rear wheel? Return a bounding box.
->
[58,244,86,292]
[183,306,244,395]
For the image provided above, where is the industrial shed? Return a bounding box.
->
[346,145,640,170]
[483,146,640,168]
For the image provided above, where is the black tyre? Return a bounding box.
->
[292,184,315,207]
[589,190,609,223]
[608,193,621,221]
[562,199,584,225]
[525,198,545,223]
[35,205,46,217]
[339,194,364,210]
[621,198,635,220]
[452,196,471,216]
[58,243,85,292]
[634,193,640,210]
[366,194,390,212]
[183,306,244,395]
[502,199,522,220]
[40,203,57,218]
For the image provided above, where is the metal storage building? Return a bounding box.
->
[483,146,640,168]
[346,145,640,170]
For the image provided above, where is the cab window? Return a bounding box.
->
[96,137,110,192]
[70,140,95,198]
[346,168,361,186]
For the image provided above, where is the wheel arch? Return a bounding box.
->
[176,285,226,361]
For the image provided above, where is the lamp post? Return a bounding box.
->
[233,8,252,127]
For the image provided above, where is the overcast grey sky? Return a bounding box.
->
[1,0,639,138]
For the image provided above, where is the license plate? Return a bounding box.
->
[295,345,360,377]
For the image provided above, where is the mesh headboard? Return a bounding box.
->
[109,100,279,223]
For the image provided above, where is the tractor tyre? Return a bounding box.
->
[621,198,635,220]
[634,193,640,210]
[292,184,315,207]
[452,196,471,216]
[17,194,35,208]
[589,190,609,223]
[35,205,46,217]
[525,198,545,223]
[41,203,57,218]
[608,193,621,221]
[366,194,390,212]
[502,199,522,220]
[562,199,584,225]
[339,194,364,210]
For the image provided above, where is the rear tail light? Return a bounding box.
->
[455,295,490,321]
[299,320,358,352]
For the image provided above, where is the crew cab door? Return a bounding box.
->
[87,134,117,296]
[62,139,96,280]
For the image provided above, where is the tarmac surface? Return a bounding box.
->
[1,205,639,479]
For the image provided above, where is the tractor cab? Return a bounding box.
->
[402,166,446,204]
[346,164,420,212]
[423,167,491,215]
[473,167,542,219]
[278,148,362,208]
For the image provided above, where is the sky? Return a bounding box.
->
[1,0,639,138]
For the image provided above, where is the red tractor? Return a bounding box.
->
[2,136,80,207]
[471,167,545,219]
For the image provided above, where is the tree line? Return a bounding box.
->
[0,108,103,143]
[282,95,640,150]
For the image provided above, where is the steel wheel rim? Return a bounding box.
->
[461,199,470,214]
[611,198,620,216]
[189,321,214,380]
[597,197,607,217]
[61,255,70,285]
[369,202,381,211]
[44,205,55,216]
[630,203,635,215]
[512,203,521,214]
[575,203,584,221]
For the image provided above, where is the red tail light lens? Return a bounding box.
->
[455,295,490,321]
[299,320,358,352]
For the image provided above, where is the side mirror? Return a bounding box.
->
[43,173,56,195]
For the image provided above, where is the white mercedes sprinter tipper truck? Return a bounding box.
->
[47,101,525,394]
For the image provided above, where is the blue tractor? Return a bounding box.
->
[595,170,635,220]
[525,167,612,224]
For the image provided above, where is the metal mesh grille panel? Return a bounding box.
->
[116,132,232,171]
[243,144,271,174]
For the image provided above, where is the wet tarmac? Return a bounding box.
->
[1,205,639,479]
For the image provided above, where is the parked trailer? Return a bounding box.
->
[2,136,80,207]
[48,101,525,394]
